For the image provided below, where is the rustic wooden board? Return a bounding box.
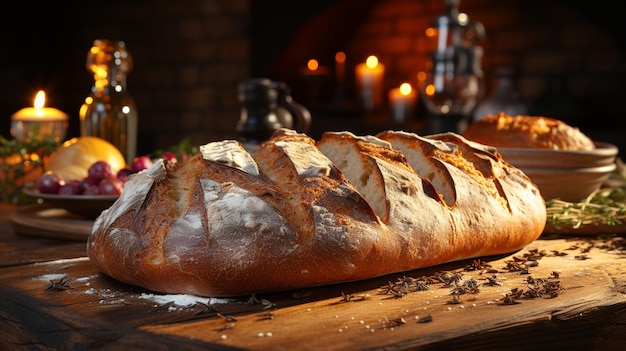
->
[1,236,625,350]
[10,205,93,241]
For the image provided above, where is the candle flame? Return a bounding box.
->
[307,59,319,71]
[399,83,412,96]
[335,51,346,63]
[425,27,437,38]
[365,55,379,69]
[417,71,427,82]
[425,84,435,97]
[458,13,469,25]
[34,90,46,109]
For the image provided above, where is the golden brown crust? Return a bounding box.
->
[87,129,546,297]
[462,112,595,150]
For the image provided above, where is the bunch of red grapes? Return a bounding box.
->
[36,154,168,196]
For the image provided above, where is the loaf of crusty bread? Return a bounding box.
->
[463,112,595,150]
[87,129,546,297]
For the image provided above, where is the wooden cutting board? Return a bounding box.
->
[1,236,625,350]
[11,205,93,241]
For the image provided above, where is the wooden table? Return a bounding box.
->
[1,202,626,350]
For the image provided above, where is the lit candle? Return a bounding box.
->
[388,83,417,124]
[335,51,346,86]
[355,55,385,110]
[334,51,346,104]
[299,59,329,106]
[11,90,69,142]
[299,59,330,78]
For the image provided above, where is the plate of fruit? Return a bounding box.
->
[22,144,153,218]
[21,136,194,219]
[23,154,154,219]
[22,184,120,219]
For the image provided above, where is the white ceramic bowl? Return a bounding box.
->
[495,142,619,202]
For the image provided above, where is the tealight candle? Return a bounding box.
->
[388,83,417,123]
[355,55,385,110]
[334,51,346,104]
[299,59,330,78]
[299,59,329,106]
[11,90,68,142]
[335,51,346,87]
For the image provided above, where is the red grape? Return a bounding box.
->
[83,185,101,195]
[87,160,115,182]
[116,167,135,182]
[58,180,83,195]
[130,156,153,172]
[79,177,99,192]
[99,178,125,195]
[37,172,65,194]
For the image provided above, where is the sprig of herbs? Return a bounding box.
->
[546,187,626,229]
[0,135,60,204]
[151,137,199,162]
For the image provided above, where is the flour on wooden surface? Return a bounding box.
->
[138,293,231,307]
[34,273,232,309]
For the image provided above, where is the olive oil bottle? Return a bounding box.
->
[79,39,138,165]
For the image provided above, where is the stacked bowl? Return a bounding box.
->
[496,142,619,202]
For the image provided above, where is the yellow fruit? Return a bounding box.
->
[46,136,126,181]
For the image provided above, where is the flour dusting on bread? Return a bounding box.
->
[88,128,547,297]
[200,140,259,175]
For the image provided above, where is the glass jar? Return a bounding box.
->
[473,65,527,121]
[79,39,138,164]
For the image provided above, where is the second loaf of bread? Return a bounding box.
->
[462,112,595,150]
[87,129,547,297]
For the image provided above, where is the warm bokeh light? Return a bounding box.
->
[399,83,412,96]
[425,84,435,97]
[425,27,437,37]
[335,51,346,63]
[417,71,427,82]
[365,55,379,69]
[458,13,469,25]
[307,59,319,71]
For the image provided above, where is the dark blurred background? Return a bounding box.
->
[1,0,624,157]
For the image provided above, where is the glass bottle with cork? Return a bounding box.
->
[79,39,138,165]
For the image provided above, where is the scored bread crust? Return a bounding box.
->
[87,129,546,297]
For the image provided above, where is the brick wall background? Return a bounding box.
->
[1,0,251,155]
[270,0,626,149]
[1,0,624,156]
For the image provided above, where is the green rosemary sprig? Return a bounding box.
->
[0,135,60,204]
[546,187,626,229]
